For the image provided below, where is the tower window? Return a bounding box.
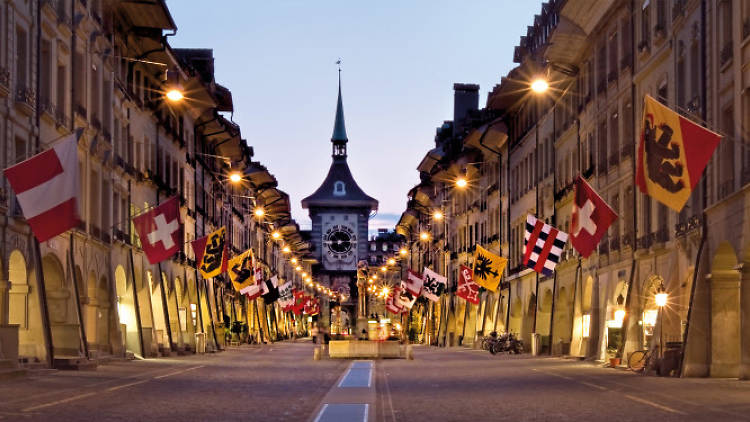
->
[333,181,346,196]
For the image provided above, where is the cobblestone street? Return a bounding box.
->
[2,342,749,421]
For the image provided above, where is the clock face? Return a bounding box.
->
[324,225,356,258]
[321,214,358,270]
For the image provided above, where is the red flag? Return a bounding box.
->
[292,291,305,315]
[636,95,722,211]
[386,285,403,314]
[570,176,618,258]
[132,197,182,265]
[404,269,424,296]
[4,132,81,242]
[456,265,480,305]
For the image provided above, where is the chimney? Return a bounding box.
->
[453,83,479,136]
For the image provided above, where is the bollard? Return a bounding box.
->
[406,345,414,360]
[313,347,321,361]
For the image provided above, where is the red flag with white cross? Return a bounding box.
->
[570,176,618,258]
[456,265,480,305]
[133,196,182,265]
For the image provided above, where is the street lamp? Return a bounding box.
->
[271,231,281,240]
[530,78,549,94]
[254,207,265,218]
[655,282,668,358]
[228,171,242,184]
[433,210,444,220]
[387,258,396,266]
[419,231,430,241]
[291,257,298,265]
[282,245,291,254]
[455,177,468,189]
[165,88,184,102]
[380,266,387,273]
[399,248,408,257]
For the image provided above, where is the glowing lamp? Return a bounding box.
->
[228,172,242,184]
[165,88,184,102]
[530,78,549,93]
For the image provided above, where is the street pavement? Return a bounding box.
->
[1,342,749,421]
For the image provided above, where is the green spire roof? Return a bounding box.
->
[331,73,348,142]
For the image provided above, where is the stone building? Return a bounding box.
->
[0,0,311,371]
[397,0,750,378]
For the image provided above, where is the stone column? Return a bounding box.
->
[0,280,10,326]
[740,266,750,380]
[710,269,741,378]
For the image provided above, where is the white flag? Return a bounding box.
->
[421,267,446,302]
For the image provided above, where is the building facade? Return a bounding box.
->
[0,0,313,370]
[397,0,750,378]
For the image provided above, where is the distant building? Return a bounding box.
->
[367,229,405,267]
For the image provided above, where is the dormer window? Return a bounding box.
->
[333,181,346,196]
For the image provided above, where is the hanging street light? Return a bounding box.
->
[530,78,549,93]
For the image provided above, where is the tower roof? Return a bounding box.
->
[302,71,378,211]
[332,73,348,142]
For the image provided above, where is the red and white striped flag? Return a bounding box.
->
[4,132,81,242]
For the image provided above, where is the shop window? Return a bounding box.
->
[582,314,591,338]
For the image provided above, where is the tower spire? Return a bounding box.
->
[331,61,348,146]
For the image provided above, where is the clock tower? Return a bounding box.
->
[302,72,378,335]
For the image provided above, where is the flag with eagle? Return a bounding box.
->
[471,245,507,292]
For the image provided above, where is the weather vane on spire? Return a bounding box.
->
[336,58,342,73]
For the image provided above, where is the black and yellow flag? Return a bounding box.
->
[191,227,227,278]
[471,245,507,292]
[228,248,255,293]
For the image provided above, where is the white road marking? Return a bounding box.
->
[533,368,686,415]
[106,380,149,391]
[22,392,96,412]
[624,394,686,415]
[152,365,204,379]
[21,365,205,412]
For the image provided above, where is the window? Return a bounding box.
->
[657,79,668,104]
[90,64,99,120]
[73,52,85,111]
[677,51,686,109]
[40,39,51,104]
[16,27,27,86]
[655,0,666,32]
[582,314,591,337]
[608,32,618,81]
[370,243,376,252]
[14,137,26,164]
[689,42,700,106]
[610,111,619,161]
[641,0,651,47]
[56,65,66,117]
[382,243,388,252]
[333,181,346,196]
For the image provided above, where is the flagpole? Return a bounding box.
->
[205,279,220,349]
[32,238,54,368]
[69,233,89,359]
[128,247,145,358]
[534,102,541,341]
[193,271,204,336]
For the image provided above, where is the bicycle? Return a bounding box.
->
[627,347,658,374]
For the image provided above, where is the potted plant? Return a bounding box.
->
[607,346,621,367]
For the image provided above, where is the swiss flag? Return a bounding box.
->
[4,131,82,242]
[132,196,182,265]
[571,176,618,258]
